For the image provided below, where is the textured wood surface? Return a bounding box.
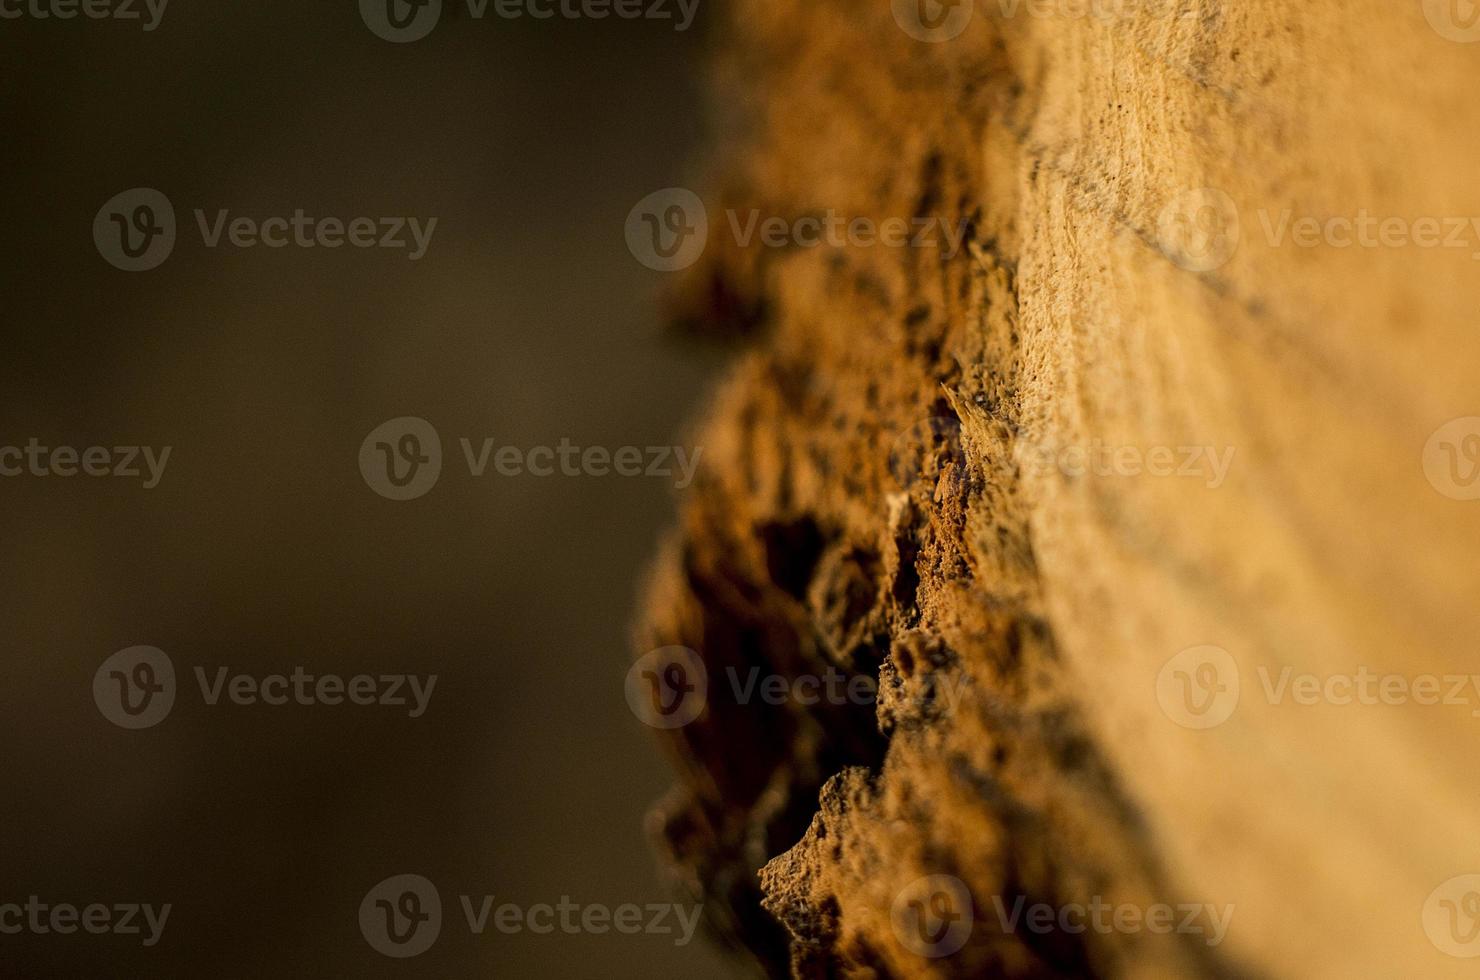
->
[638,3,1480,975]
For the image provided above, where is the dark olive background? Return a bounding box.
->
[0,3,738,975]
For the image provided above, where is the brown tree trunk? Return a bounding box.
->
[636,2,1480,976]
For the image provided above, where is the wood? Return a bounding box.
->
[636,2,1480,975]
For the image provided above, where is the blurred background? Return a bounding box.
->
[0,2,739,975]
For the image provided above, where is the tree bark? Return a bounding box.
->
[637,2,1480,976]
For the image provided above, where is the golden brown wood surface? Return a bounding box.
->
[638,3,1480,975]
